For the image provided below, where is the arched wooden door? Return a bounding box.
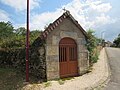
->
[59,37,78,78]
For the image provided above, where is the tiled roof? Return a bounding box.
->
[40,11,88,39]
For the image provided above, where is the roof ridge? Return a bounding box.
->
[40,11,88,39]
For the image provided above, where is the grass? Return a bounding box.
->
[43,81,51,87]
[0,67,40,90]
[58,79,65,85]
[0,68,25,90]
[61,77,74,81]
[58,77,74,85]
[86,66,93,73]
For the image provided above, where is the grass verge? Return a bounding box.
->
[0,67,25,90]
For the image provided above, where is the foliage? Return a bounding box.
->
[57,77,74,85]
[44,81,51,87]
[0,39,46,81]
[86,29,99,63]
[0,21,14,39]
[0,21,46,81]
[58,79,65,85]
[30,30,42,45]
[0,21,14,48]
[113,34,120,47]
[0,21,41,48]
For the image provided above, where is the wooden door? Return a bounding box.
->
[59,37,78,78]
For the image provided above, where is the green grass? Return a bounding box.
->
[61,77,74,81]
[58,77,74,85]
[44,81,51,87]
[0,68,25,90]
[58,79,65,85]
[0,67,40,90]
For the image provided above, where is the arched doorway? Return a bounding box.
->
[59,37,78,78]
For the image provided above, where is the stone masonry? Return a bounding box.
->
[45,17,89,80]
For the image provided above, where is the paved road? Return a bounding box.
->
[104,47,120,90]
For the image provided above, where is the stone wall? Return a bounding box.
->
[46,18,89,80]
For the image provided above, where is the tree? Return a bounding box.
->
[14,27,26,35]
[0,21,14,38]
[86,29,99,64]
[0,21,41,49]
[5,28,41,48]
[0,21,14,48]
[11,27,26,48]
[30,30,41,45]
[113,34,120,47]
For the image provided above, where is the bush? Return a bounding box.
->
[0,38,47,81]
[91,51,99,63]
[86,29,99,64]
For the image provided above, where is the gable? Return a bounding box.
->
[45,17,87,45]
[40,11,88,40]
[59,18,86,38]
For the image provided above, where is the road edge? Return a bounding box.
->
[89,48,111,90]
[85,48,110,90]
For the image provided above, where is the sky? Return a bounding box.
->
[0,0,120,42]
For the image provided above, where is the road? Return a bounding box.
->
[104,47,120,90]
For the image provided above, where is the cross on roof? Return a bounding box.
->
[62,7,66,12]
[62,7,69,12]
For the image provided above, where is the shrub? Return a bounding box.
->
[0,38,47,81]
[86,29,99,64]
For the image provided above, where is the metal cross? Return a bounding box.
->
[63,7,67,12]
